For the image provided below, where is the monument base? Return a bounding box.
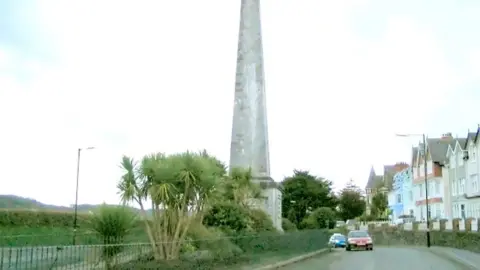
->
[252,175,283,232]
[252,175,279,189]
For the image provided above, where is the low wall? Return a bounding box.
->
[344,219,480,253]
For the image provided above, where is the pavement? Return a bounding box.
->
[429,246,480,269]
[278,247,475,270]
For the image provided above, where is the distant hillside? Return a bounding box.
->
[0,195,156,219]
[0,195,131,212]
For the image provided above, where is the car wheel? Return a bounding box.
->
[346,246,351,251]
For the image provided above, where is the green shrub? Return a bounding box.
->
[89,205,137,269]
[282,218,297,231]
[203,202,250,233]
[299,207,336,229]
[203,203,276,234]
[118,229,330,270]
[187,224,242,258]
[248,209,276,232]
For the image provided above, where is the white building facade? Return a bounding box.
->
[464,130,480,218]
[446,139,468,219]
[412,136,451,221]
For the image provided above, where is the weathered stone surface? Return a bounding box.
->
[229,0,270,180]
[229,0,282,231]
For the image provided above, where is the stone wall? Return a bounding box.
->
[344,219,480,253]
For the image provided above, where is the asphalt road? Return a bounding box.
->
[280,247,472,270]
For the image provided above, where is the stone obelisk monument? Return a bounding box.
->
[229,0,282,231]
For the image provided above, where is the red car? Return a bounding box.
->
[346,230,373,251]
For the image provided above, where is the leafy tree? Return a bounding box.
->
[300,207,336,229]
[281,170,336,227]
[371,192,388,218]
[118,151,225,260]
[337,179,365,221]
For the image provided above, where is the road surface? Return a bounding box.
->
[280,247,472,270]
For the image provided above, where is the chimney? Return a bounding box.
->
[441,132,453,140]
[393,162,409,171]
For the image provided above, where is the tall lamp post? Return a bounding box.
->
[73,147,95,245]
[396,133,430,248]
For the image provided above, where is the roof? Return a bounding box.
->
[373,175,384,188]
[426,138,459,165]
[365,166,377,189]
[383,163,409,189]
[412,147,418,166]
[365,163,408,190]
[465,128,479,148]
[456,138,467,151]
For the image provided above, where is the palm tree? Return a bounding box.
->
[117,151,224,260]
[225,167,263,208]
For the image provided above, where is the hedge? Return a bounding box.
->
[0,209,91,227]
[118,229,331,270]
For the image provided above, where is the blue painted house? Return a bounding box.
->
[389,170,406,220]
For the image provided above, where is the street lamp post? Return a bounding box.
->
[73,147,95,245]
[396,133,430,248]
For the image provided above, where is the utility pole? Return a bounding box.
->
[423,134,431,248]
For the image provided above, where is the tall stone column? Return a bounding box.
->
[229,0,282,231]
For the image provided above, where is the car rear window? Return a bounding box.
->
[348,231,369,238]
[334,235,345,240]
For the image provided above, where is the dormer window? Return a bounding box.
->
[472,148,477,162]
[458,153,464,166]
[451,154,456,168]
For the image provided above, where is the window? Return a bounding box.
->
[435,205,441,218]
[427,205,432,219]
[427,161,433,174]
[453,204,460,218]
[452,179,457,196]
[472,147,477,162]
[435,181,440,195]
[459,178,466,194]
[459,154,464,166]
[471,174,479,193]
[396,194,402,203]
[461,204,466,219]
[419,184,423,198]
[451,154,456,167]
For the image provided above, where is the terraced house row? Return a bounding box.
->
[365,126,480,221]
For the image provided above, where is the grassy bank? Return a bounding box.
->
[0,226,148,247]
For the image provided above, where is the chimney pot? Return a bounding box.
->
[441,132,453,139]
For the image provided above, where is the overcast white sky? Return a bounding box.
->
[1,0,479,206]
